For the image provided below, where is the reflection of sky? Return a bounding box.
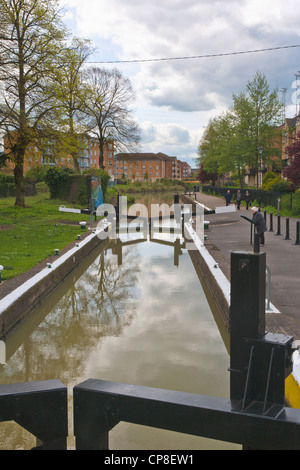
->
[84,240,240,449]
[0,235,239,450]
[85,241,230,398]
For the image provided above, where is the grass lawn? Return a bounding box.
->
[0,192,91,281]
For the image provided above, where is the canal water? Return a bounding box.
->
[0,193,240,450]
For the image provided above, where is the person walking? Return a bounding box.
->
[236,190,242,210]
[245,191,251,210]
[225,189,232,206]
[251,207,267,245]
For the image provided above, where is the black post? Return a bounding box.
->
[295,221,300,245]
[275,213,281,236]
[269,212,273,232]
[115,193,120,222]
[230,251,266,403]
[254,233,260,253]
[230,250,294,420]
[285,217,291,240]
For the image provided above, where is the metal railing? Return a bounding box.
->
[1,250,300,450]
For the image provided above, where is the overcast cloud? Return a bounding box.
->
[61,0,300,165]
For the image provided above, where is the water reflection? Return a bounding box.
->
[0,193,240,450]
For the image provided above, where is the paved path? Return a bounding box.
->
[193,191,300,340]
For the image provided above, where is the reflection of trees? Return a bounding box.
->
[0,242,141,389]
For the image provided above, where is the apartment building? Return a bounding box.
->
[282,114,300,164]
[113,152,184,182]
[2,133,112,175]
[181,161,192,178]
[2,132,190,182]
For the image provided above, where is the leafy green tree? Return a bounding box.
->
[0,0,68,206]
[197,114,228,177]
[53,37,94,171]
[197,72,283,188]
[232,72,283,187]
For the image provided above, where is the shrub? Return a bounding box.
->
[271,179,290,192]
[0,173,15,197]
[261,171,277,190]
[44,167,75,199]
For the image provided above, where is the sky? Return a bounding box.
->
[60,0,300,167]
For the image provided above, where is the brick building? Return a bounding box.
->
[114,153,184,181]
[2,132,190,182]
[181,161,192,178]
[282,114,300,164]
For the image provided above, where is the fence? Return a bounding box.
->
[201,185,297,212]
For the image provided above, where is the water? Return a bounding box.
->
[0,193,240,450]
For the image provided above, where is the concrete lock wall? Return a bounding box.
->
[0,227,108,340]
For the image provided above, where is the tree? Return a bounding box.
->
[232,72,283,187]
[197,165,218,186]
[0,0,68,206]
[197,115,227,177]
[197,71,283,188]
[283,133,300,189]
[53,37,94,171]
[83,67,141,169]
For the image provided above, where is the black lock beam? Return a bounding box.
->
[72,249,300,450]
[230,251,293,414]
[0,379,68,450]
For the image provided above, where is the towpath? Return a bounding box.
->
[193,191,300,340]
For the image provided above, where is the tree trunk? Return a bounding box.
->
[72,154,80,172]
[14,161,25,207]
[99,138,104,169]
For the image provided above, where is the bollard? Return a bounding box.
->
[254,233,260,253]
[275,213,281,236]
[284,217,291,240]
[269,212,273,232]
[295,221,300,245]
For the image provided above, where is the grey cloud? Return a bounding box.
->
[140,123,157,143]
